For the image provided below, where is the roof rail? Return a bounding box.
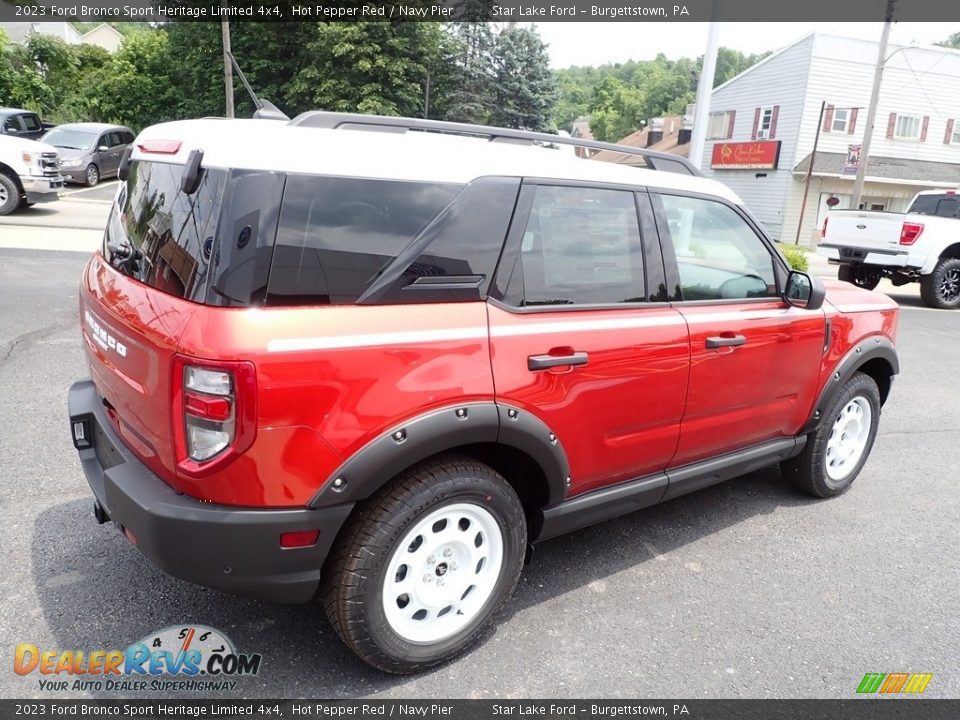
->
[288,111,702,177]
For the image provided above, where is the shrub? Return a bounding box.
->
[777,244,810,273]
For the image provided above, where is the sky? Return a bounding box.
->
[532,22,960,68]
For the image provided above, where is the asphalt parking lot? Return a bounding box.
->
[0,205,958,699]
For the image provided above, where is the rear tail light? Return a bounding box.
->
[280,530,320,549]
[172,356,257,477]
[821,217,829,239]
[899,222,924,246]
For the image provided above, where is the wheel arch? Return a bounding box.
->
[308,402,568,537]
[802,336,898,434]
[938,242,960,260]
[0,162,24,193]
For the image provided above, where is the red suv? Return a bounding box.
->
[69,113,899,673]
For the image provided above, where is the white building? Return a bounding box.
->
[698,33,960,245]
[80,24,125,53]
[1,22,82,45]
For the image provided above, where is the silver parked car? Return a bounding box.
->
[40,123,134,187]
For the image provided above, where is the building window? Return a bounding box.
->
[949,120,960,145]
[894,114,922,140]
[756,107,774,139]
[831,108,849,133]
[707,111,734,140]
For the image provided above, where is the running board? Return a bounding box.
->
[536,437,804,542]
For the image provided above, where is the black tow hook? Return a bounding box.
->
[93,501,109,525]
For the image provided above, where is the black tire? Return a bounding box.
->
[838,264,881,291]
[0,173,20,216]
[781,372,881,498]
[321,455,526,674]
[84,164,100,187]
[919,258,960,310]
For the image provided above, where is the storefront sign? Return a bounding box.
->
[710,141,781,169]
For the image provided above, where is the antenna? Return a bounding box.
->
[225,51,289,121]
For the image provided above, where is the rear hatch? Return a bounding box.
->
[821,210,910,256]
[82,160,230,485]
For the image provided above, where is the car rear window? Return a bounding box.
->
[265,176,462,306]
[104,161,228,302]
[908,194,960,218]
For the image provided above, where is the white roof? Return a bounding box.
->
[133,118,744,205]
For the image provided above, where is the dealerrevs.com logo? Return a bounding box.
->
[14,625,262,693]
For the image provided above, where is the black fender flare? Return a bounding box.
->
[308,402,569,508]
[801,335,899,435]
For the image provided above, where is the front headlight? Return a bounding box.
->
[60,159,82,168]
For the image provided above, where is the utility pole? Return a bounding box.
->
[689,19,720,169]
[222,18,234,119]
[851,0,895,208]
[795,101,826,246]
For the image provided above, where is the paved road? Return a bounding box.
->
[0,224,957,700]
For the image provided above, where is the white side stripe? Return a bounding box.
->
[266,307,820,353]
[267,327,487,353]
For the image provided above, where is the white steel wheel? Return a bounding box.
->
[382,502,504,644]
[825,396,873,481]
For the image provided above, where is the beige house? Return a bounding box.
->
[81,24,124,53]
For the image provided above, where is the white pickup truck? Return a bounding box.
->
[818,189,960,309]
[0,134,64,216]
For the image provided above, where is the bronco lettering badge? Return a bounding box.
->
[84,310,127,357]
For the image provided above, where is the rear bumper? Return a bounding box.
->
[67,379,354,604]
[817,244,915,269]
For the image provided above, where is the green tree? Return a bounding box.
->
[490,25,557,131]
[83,31,176,128]
[587,76,645,142]
[444,22,497,124]
[938,32,960,49]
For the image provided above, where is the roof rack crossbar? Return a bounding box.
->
[288,111,701,177]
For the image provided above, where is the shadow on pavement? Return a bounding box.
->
[30,466,813,697]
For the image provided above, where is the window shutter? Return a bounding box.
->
[769,105,780,139]
[886,112,896,139]
[848,108,858,135]
[751,107,760,140]
[920,116,929,141]
[946,119,956,145]
[726,110,736,139]
[823,105,834,133]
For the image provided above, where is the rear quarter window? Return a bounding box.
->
[909,194,960,219]
[266,176,462,305]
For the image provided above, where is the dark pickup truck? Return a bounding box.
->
[0,107,53,141]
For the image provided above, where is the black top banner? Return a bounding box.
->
[1,0,959,23]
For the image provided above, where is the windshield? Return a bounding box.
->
[41,128,98,150]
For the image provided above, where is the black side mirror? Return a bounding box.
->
[785,270,826,310]
[117,145,133,181]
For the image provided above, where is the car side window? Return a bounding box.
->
[3,115,22,133]
[658,193,777,301]
[97,134,111,149]
[21,114,40,132]
[108,132,125,147]
[515,185,645,306]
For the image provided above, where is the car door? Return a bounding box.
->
[100,132,124,177]
[488,182,691,499]
[651,191,825,469]
[2,114,24,137]
[20,113,43,140]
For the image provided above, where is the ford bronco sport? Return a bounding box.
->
[68,112,899,673]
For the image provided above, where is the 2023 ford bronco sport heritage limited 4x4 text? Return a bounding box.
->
[69,113,899,673]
